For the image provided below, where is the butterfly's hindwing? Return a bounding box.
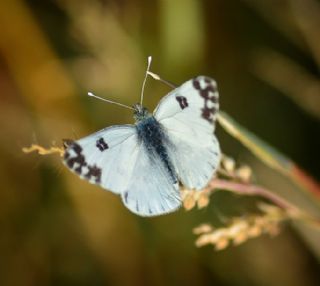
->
[120,143,180,216]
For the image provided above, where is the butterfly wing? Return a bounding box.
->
[63,125,180,216]
[154,76,221,189]
[63,125,138,194]
[120,144,180,216]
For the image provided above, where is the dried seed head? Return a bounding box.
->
[182,189,212,211]
[182,190,197,210]
[222,156,236,173]
[235,165,252,183]
[215,238,229,250]
[193,203,285,251]
[197,192,210,209]
[193,224,213,235]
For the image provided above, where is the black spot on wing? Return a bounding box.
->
[96,137,109,151]
[192,77,219,123]
[201,107,217,123]
[75,161,87,174]
[64,142,85,171]
[176,95,188,109]
[84,165,102,184]
[204,78,211,84]
[64,142,102,184]
[192,79,201,90]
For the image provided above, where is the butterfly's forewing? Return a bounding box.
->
[63,125,181,216]
[64,125,138,194]
[154,76,221,189]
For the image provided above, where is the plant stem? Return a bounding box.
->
[208,178,320,228]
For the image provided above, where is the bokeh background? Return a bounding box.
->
[0,0,320,285]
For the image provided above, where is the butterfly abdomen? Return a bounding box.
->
[136,116,177,184]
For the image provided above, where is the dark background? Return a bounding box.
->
[0,0,319,285]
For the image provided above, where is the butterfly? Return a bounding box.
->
[63,58,221,216]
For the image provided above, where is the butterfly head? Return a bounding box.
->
[133,103,150,122]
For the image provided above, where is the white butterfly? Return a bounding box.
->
[63,57,221,216]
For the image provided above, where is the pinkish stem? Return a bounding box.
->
[208,179,304,218]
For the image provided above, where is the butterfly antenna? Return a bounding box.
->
[87,92,134,110]
[140,56,152,105]
[147,71,177,89]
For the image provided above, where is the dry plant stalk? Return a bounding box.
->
[22,144,64,157]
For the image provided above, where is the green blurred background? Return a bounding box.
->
[0,0,320,285]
